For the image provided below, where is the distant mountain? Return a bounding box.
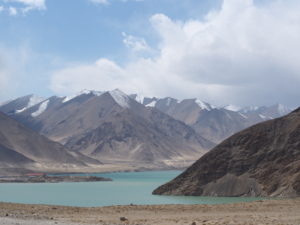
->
[3,90,213,168]
[0,94,45,115]
[153,109,300,197]
[0,112,96,174]
[239,104,292,120]
[131,95,292,143]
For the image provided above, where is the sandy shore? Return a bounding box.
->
[0,198,299,225]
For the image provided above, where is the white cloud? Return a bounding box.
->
[122,32,151,53]
[0,0,46,14]
[0,5,4,12]
[51,0,300,107]
[8,6,17,15]
[50,59,126,95]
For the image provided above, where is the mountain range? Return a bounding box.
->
[0,90,213,170]
[0,89,293,173]
[130,94,292,143]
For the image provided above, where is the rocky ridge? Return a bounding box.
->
[153,108,300,197]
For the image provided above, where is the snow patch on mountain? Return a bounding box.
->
[224,104,241,112]
[146,100,157,107]
[31,100,49,117]
[240,106,259,113]
[166,97,172,107]
[15,95,45,114]
[276,104,291,116]
[238,112,248,119]
[15,107,27,113]
[225,111,233,120]
[133,94,145,104]
[109,89,130,108]
[195,99,212,111]
[28,95,45,107]
[63,90,103,103]
[259,114,267,119]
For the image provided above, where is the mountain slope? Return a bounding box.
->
[65,106,212,165]
[0,112,88,171]
[153,108,300,197]
[0,144,33,166]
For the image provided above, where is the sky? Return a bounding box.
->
[0,0,300,108]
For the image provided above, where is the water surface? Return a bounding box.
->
[0,170,264,207]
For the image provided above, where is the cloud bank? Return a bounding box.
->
[50,0,300,107]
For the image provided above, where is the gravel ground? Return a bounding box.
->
[0,217,83,225]
[0,198,299,225]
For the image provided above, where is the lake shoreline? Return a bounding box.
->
[0,175,112,183]
[0,160,191,177]
[1,198,299,225]
[0,168,183,183]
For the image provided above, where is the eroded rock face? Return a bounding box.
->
[153,108,300,197]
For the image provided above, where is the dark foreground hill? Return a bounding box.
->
[153,108,300,197]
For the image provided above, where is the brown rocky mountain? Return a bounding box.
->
[3,90,213,168]
[153,108,300,197]
[131,95,292,143]
[2,93,291,146]
[1,90,291,170]
[0,112,97,173]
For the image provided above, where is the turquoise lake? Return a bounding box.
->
[0,170,264,207]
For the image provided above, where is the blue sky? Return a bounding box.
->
[1,0,300,107]
[0,0,221,98]
[0,0,221,61]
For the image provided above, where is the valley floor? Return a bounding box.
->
[0,198,299,225]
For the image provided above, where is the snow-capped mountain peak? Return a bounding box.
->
[165,97,175,107]
[130,94,145,104]
[195,99,213,111]
[109,89,130,108]
[239,106,259,113]
[239,104,292,117]
[63,89,103,103]
[146,100,157,107]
